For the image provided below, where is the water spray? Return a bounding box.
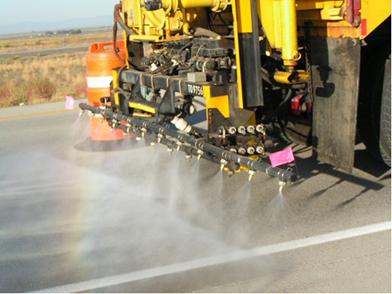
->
[79,103,297,184]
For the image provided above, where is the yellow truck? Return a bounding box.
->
[81,0,391,182]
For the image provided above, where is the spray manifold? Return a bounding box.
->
[79,103,297,184]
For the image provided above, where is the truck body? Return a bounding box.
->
[81,0,391,181]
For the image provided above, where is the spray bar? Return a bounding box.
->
[79,103,297,183]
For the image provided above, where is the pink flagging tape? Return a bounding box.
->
[269,147,295,168]
[65,96,75,110]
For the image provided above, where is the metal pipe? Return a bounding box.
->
[280,0,301,69]
[79,103,297,183]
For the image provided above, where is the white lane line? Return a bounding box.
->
[36,221,391,293]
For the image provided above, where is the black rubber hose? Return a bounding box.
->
[114,4,134,36]
[194,27,221,38]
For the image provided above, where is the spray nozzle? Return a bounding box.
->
[176,141,183,151]
[220,159,228,171]
[111,119,120,129]
[141,128,147,139]
[197,149,204,160]
[135,129,142,141]
[227,161,240,176]
[125,124,132,133]
[279,181,286,194]
[183,146,193,160]
[99,116,105,123]
[157,134,164,144]
[248,170,256,182]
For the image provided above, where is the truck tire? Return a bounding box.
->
[379,58,391,166]
[358,57,391,167]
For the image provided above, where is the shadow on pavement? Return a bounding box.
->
[291,145,389,208]
[354,149,391,178]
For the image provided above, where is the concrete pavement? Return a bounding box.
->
[0,102,390,292]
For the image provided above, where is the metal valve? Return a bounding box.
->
[238,126,246,135]
[247,146,256,155]
[247,125,256,134]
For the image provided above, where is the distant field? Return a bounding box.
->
[0,53,86,107]
[0,30,112,107]
[0,30,112,53]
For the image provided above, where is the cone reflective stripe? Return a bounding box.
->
[86,76,114,89]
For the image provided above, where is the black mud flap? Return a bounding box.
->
[310,38,361,172]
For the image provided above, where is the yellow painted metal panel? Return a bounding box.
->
[231,0,244,109]
[362,0,391,36]
[203,86,230,118]
[236,0,253,33]
[296,0,344,11]
[112,70,120,106]
[296,0,390,38]
[129,102,157,114]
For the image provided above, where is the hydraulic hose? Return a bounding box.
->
[114,4,134,36]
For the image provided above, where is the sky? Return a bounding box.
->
[0,0,119,34]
